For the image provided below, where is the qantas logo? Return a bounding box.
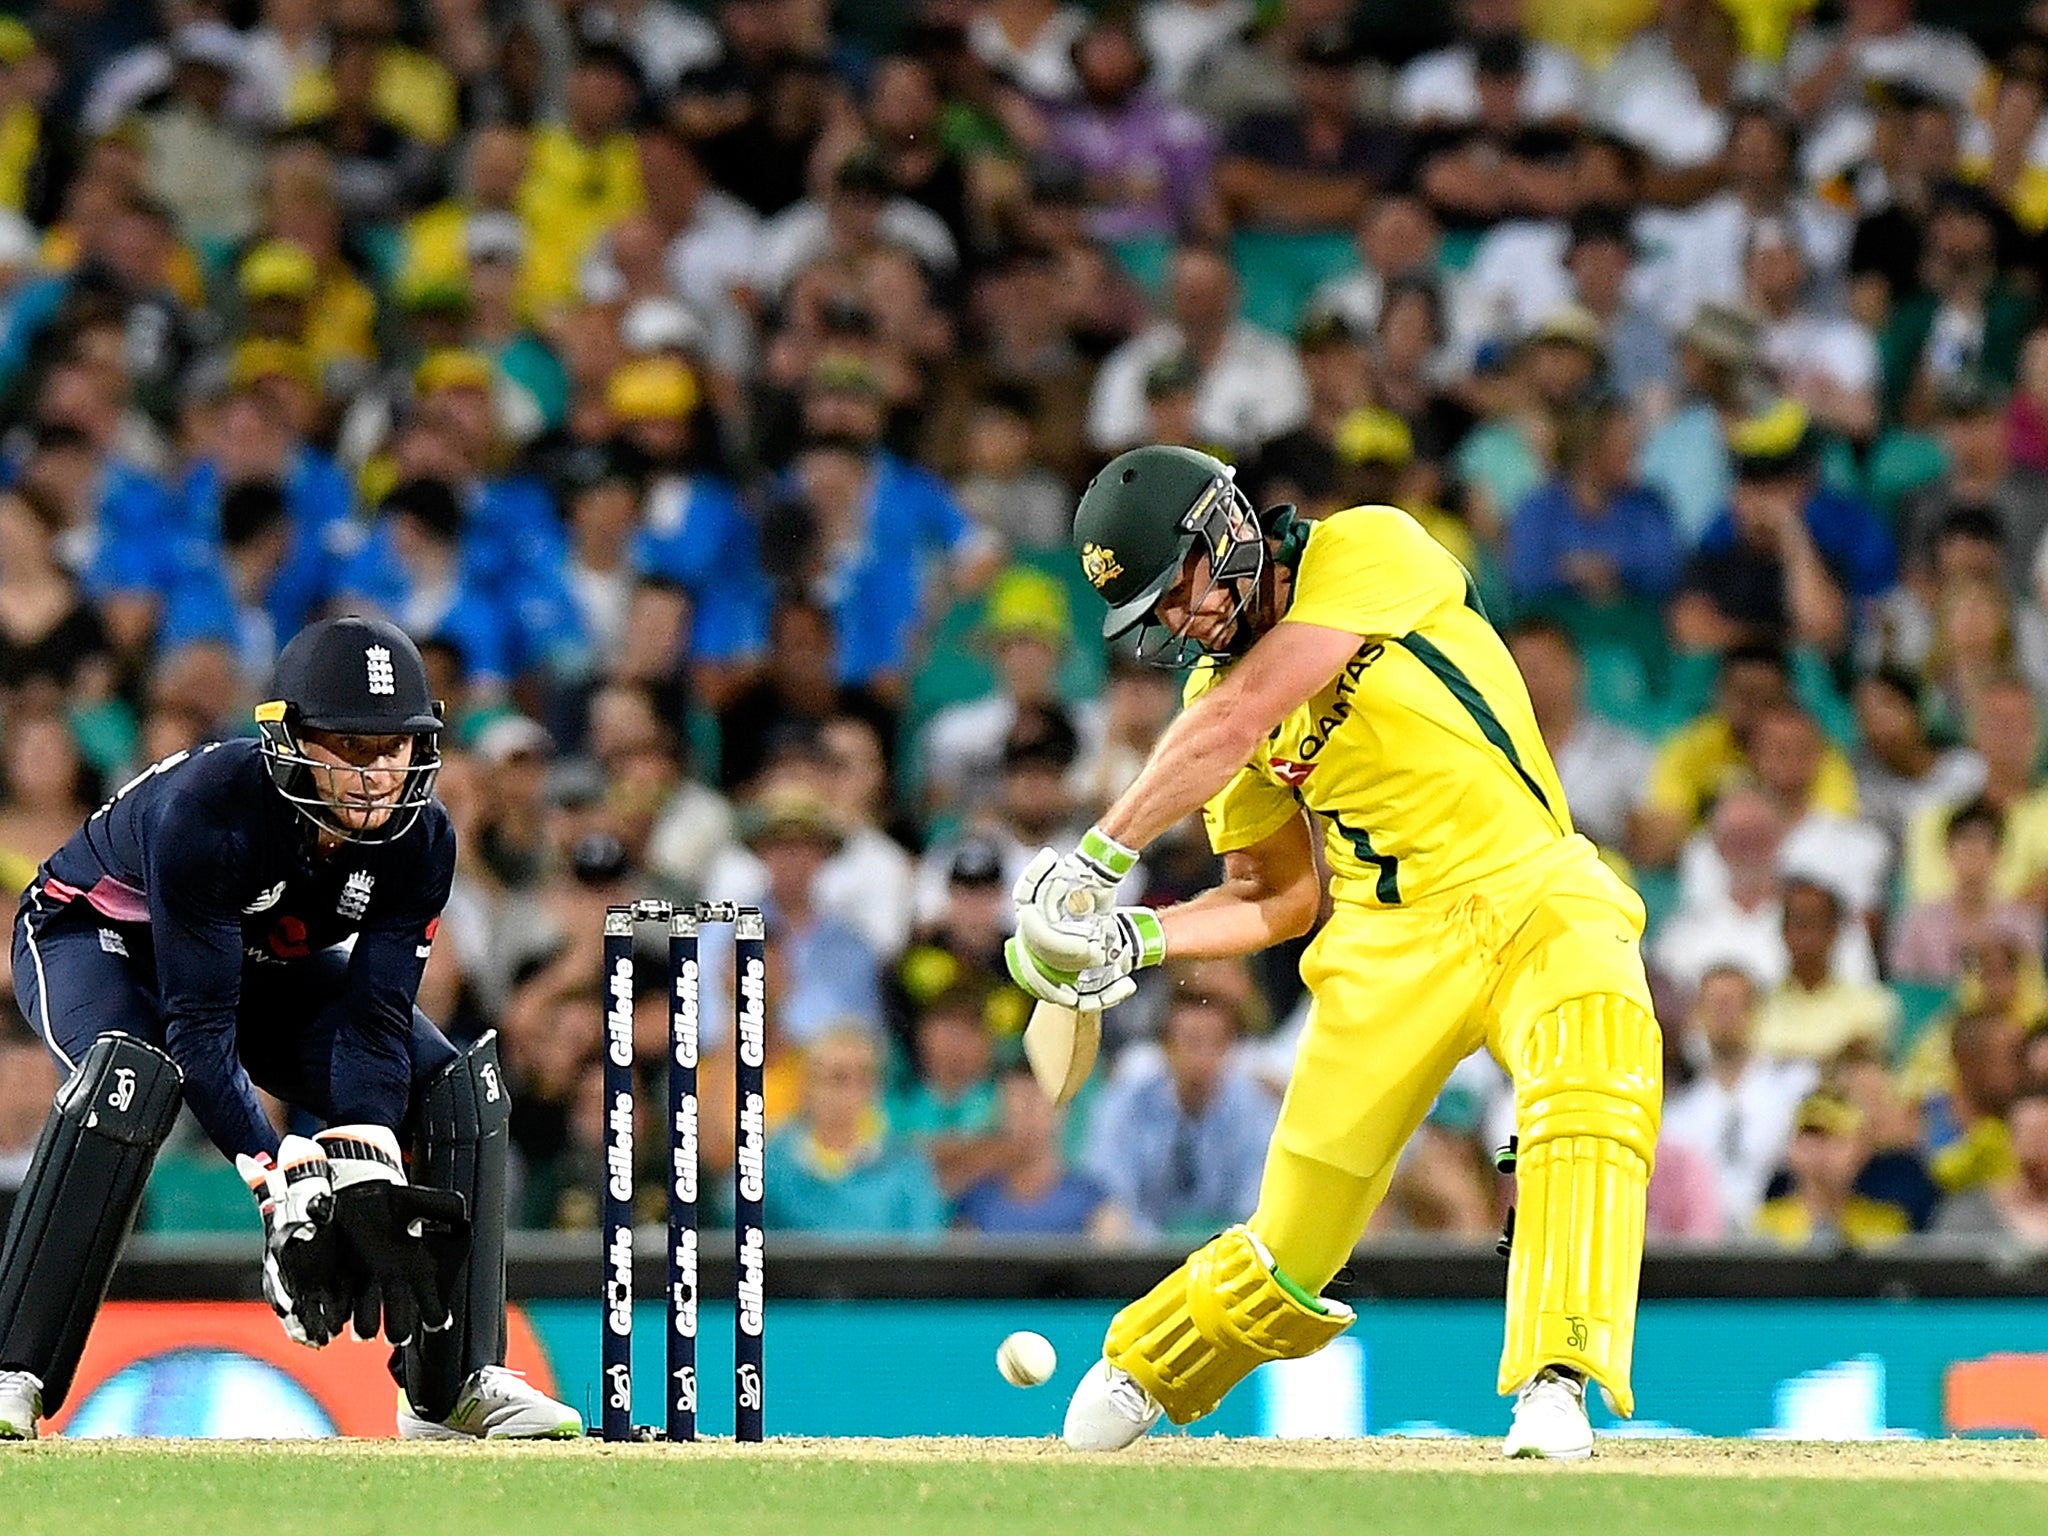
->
[1269,758,1316,788]
[242,881,287,914]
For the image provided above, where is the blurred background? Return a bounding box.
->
[4,0,2048,1440]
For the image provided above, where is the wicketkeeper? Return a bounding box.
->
[0,616,578,1441]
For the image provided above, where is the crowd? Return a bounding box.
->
[8,0,2048,1257]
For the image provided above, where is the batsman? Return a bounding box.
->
[1008,447,1662,1460]
[0,615,579,1441]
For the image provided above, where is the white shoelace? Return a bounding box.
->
[1106,1368,1160,1423]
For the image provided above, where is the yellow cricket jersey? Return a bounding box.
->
[1190,505,1574,908]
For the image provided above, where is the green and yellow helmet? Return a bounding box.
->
[1071,445,1267,664]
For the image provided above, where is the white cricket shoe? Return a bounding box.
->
[0,1370,41,1440]
[1062,1358,1164,1452]
[1503,1366,1593,1460]
[398,1366,583,1440]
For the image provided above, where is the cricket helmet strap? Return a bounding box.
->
[1072,445,1266,666]
[257,614,444,844]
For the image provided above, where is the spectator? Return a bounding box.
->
[1660,963,1820,1228]
[1934,1087,2048,1249]
[1753,1092,1911,1251]
[1397,0,1586,127]
[1307,190,1441,339]
[762,1025,948,1235]
[1213,27,1404,237]
[1043,18,1217,249]
[1901,675,2048,906]
[1081,993,1278,1238]
[1748,215,1880,443]
[722,601,891,796]
[1504,397,1680,608]
[614,355,772,703]
[956,1067,1128,1238]
[1756,878,1899,1063]
[1745,705,1891,919]
[1647,103,1852,337]
[1925,1005,2024,1197]
[968,0,1090,101]
[919,567,1100,817]
[137,23,264,251]
[770,423,1002,702]
[1067,651,1181,812]
[1842,81,1959,322]
[1453,306,1603,542]
[1086,243,1309,454]
[1637,300,1750,542]
[1878,183,2033,426]
[0,712,96,879]
[1372,1121,1496,1237]
[735,785,882,1045]
[518,44,646,314]
[1634,644,1857,869]
[1596,0,1754,182]
[953,385,1075,552]
[1504,616,1653,854]
[923,245,1098,489]
[1832,1037,1943,1231]
[1646,1135,1728,1241]
[1892,799,2047,986]
[1138,0,1254,103]
[1848,665,1983,855]
[889,984,1004,1198]
[1674,400,1894,657]
[756,144,958,302]
[1563,203,1675,407]
[1900,380,2048,573]
[0,488,114,720]
[1786,1,1984,185]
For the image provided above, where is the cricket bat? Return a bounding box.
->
[1023,999,1101,1106]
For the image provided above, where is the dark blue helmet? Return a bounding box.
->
[257,615,444,844]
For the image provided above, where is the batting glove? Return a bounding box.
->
[1012,828,1139,971]
[1005,906,1165,1013]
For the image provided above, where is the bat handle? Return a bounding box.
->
[1063,888,1099,919]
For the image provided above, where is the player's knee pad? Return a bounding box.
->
[0,1034,181,1411]
[401,1031,511,1418]
[1105,1224,1354,1425]
[1498,994,1661,1416]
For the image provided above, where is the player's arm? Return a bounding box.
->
[1097,619,1365,852]
[322,823,455,1129]
[148,809,282,1161]
[1155,813,1321,961]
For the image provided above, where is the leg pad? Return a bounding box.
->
[0,1035,182,1411]
[1497,994,1661,1416]
[1106,1225,1353,1425]
[400,1032,511,1422]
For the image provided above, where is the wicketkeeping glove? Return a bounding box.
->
[1005,905,1165,1012]
[237,1135,348,1348]
[1012,828,1140,971]
[317,1125,471,1348]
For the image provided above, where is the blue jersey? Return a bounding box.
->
[26,738,455,1158]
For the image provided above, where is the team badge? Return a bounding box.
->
[338,870,376,921]
[241,880,287,914]
[1080,542,1123,590]
[365,645,396,696]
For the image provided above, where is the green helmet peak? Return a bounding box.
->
[1072,445,1266,663]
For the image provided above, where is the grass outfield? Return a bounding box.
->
[8,1438,2048,1536]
